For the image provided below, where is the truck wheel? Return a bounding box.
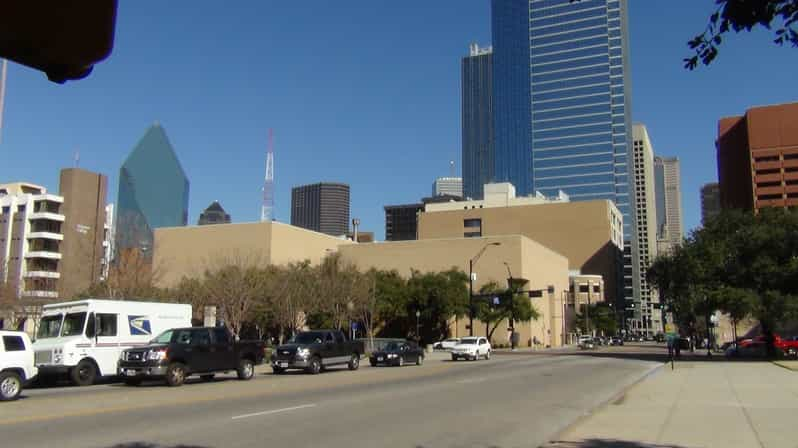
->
[124,378,142,387]
[272,366,285,375]
[306,357,321,375]
[451,354,457,362]
[416,355,424,366]
[398,356,404,367]
[485,350,491,360]
[166,363,186,387]
[348,353,360,371]
[0,371,22,401]
[200,374,215,382]
[237,359,254,380]
[71,359,97,386]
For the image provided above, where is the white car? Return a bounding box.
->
[1,330,38,401]
[450,337,491,361]
[433,338,461,351]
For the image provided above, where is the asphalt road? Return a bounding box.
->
[1,348,661,448]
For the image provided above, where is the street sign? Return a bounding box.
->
[492,297,500,305]
[665,323,676,334]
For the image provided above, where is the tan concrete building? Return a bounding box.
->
[338,235,569,348]
[153,221,350,287]
[417,185,624,306]
[58,168,108,298]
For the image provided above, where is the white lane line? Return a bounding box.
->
[231,403,317,420]
[456,378,486,384]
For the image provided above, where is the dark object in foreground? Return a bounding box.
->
[118,327,264,387]
[0,0,117,83]
[271,330,364,375]
[369,340,424,367]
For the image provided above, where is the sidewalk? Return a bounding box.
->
[546,360,798,448]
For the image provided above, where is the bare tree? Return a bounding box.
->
[79,247,164,300]
[201,252,267,337]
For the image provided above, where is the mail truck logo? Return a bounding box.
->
[128,316,152,335]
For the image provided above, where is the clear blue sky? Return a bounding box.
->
[1,1,796,240]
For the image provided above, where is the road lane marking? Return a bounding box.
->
[456,378,486,384]
[231,403,317,420]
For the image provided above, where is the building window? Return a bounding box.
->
[463,218,482,228]
[464,231,482,238]
[594,285,600,293]
[578,284,589,293]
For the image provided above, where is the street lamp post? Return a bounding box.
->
[416,310,421,343]
[469,242,501,336]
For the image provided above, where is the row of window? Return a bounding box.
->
[532,44,608,66]
[532,61,610,84]
[532,3,607,27]
[534,123,612,141]
[533,17,609,40]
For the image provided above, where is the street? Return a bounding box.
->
[0,348,660,448]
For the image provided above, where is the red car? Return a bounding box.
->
[738,335,798,356]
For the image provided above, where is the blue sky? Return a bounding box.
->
[1,1,796,240]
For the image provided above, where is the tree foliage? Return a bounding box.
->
[475,281,540,341]
[648,209,798,354]
[686,0,798,69]
[575,302,617,336]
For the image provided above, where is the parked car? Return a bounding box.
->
[118,327,265,387]
[433,338,460,351]
[271,330,364,375]
[609,336,624,346]
[1,330,37,401]
[369,340,424,367]
[34,299,192,386]
[578,335,595,350]
[450,337,491,361]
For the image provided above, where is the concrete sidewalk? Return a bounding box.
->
[546,360,798,448]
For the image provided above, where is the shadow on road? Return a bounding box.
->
[543,439,691,447]
[105,444,210,448]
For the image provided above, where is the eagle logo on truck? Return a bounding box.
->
[128,316,152,335]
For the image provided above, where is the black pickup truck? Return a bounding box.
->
[271,329,364,375]
[118,327,265,387]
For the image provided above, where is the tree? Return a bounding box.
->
[201,253,268,337]
[575,302,617,336]
[80,247,164,300]
[405,268,469,344]
[476,281,541,342]
[686,0,798,69]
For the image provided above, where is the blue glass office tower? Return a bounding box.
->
[116,124,190,255]
[491,0,637,306]
[462,44,495,200]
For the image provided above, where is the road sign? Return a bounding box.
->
[492,297,500,305]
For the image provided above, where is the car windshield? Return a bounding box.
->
[37,314,62,339]
[290,332,326,344]
[61,312,87,337]
[385,342,403,351]
[150,330,174,344]
[459,338,478,345]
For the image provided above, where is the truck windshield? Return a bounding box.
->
[37,314,62,339]
[290,332,326,344]
[150,330,174,344]
[62,312,87,337]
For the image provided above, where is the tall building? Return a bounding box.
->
[462,43,494,200]
[291,182,350,236]
[432,177,463,198]
[116,123,189,256]
[0,183,64,303]
[701,183,721,225]
[57,168,108,298]
[653,156,684,254]
[198,201,231,225]
[101,203,115,281]
[717,102,798,211]
[490,0,637,311]
[631,125,661,335]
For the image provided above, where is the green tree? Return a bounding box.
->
[404,268,469,344]
[686,0,798,69]
[575,302,617,336]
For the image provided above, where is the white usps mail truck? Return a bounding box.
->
[32,299,192,385]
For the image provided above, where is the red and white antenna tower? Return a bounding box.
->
[261,129,275,221]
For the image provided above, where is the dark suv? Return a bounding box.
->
[118,327,265,387]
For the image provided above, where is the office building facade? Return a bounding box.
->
[701,182,721,225]
[116,124,190,256]
[717,102,798,211]
[631,125,661,335]
[491,0,637,309]
[653,156,683,254]
[57,168,108,298]
[384,203,423,241]
[432,177,463,198]
[198,201,231,225]
[462,43,494,200]
[291,182,350,236]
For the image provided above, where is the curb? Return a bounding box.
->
[540,361,665,447]
[772,360,798,372]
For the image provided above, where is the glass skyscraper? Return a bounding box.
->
[116,123,189,255]
[461,44,494,200]
[491,0,636,306]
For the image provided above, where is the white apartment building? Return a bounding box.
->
[632,125,662,335]
[0,183,65,302]
[432,177,464,198]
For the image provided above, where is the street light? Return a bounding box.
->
[469,242,501,336]
[416,310,421,343]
